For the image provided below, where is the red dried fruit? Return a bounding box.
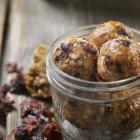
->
[105,55,113,66]
[10,74,27,94]
[21,100,45,118]
[5,62,18,73]
[61,43,73,54]
[42,122,63,140]
[15,125,29,140]
[0,85,14,123]
[81,43,97,55]
[0,84,11,96]
[7,100,63,140]
[22,117,39,136]
[59,52,68,60]
[117,28,129,37]
[116,39,130,47]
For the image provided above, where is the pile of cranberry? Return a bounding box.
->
[0,63,63,140]
[14,100,63,140]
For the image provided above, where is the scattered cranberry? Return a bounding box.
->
[5,62,18,73]
[21,101,43,118]
[43,122,63,140]
[0,84,11,96]
[15,125,29,140]
[10,75,27,94]
[0,83,14,124]
[22,117,39,136]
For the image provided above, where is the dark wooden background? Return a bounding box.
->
[0,0,140,139]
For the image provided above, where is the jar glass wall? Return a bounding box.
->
[47,25,140,140]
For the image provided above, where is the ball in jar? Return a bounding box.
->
[53,37,98,81]
[89,21,134,50]
[63,98,107,130]
[97,37,140,81]
[107,97,140,134]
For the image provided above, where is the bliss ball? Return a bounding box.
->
[89,21,134,50]
[97,37,140,81]
[53,37,98,80]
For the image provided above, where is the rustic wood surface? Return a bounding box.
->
[0,0,8,68]
[0,0,140,138]
[0,0,9,137]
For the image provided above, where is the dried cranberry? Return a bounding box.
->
[122,40,130,47]
[22,117,39,136]
[59,52,68,60]
[0,94,14,120]
[0,84,11,96]
[21,100,48,119]
[10,75,27,94]
[22,117,38,126]
[43,122,63,140]
[116,39,130,48]
[117,28,131,38]
[61,43,73,54]
[105,56,113,66]
[42,106,54,118]
[5,62,17,73]
[81,43,97,55]
[54,55,60,62]
[15,125,29,140]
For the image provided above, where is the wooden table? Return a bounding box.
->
[0,0,140,139]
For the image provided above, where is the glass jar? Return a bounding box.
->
[46,25,140,140]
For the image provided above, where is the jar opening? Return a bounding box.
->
[46,25,140,102]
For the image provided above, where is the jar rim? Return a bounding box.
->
[47,24,140,85]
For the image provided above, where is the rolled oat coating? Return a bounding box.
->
[64,100,95,129]
[97,37,140,81]
[53,37,98,80]
[89,21,134,50]
[104,91,140,134]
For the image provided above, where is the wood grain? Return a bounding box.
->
[0,0,8,66]
[0,0,9,137]
[1,0,140,138]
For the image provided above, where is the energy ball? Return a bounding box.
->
[53,37,98,81]
[89,21,134,50]
[108,98,140,134]
[64,99,95,129]
[33,44,49,63]
[24,44,51,99]
[97,37,140,81]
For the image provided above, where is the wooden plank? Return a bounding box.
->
[1,0,140,137]
[0,0,8,66]
[0,0,9,138]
